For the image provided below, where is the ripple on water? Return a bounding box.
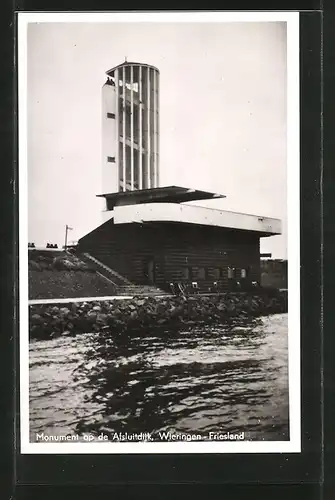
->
[29,314,289,442]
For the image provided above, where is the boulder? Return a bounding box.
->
[31,313,43,325]
[134,298,146,307]
[96,313,108,325]
[29,260,41,271]
[59,307,70,317]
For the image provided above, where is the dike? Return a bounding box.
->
[29,290,288,340]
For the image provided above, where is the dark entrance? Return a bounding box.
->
[144,257,155,284]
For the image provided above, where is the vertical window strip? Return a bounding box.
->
[122,66,126,191]
[115,68,119,189]
[147,66,151,189]
[139,65,143,189]
[130,65,134,189]
[153,70,157,188]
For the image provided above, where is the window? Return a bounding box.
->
[142,153,148,188]
[107,112,115,119]
[119,142,123,182]
[124,81,139,92]
[142,108,148,148]
[107,156,115,163]
[119,98,124,137]
[125,145,131,185]
[212,268,220,280]
[133,104,139,143]
[125,104,131,140]
[228,267,235,279]
[182,267,192,280]
[241,268,247,279]
[134,149,139,189]
[198,268,206,280]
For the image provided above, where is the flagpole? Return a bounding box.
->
[64,224,68,250]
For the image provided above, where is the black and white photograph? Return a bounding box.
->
[18,11,300,453]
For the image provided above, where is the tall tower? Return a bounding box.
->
[102,61,160,195]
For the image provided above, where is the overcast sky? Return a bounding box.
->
[26,20,287,258]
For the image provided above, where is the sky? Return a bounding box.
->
[26,19,288,258]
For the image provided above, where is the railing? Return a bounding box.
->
[81,253,133,286]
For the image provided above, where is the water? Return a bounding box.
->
[29,313,289,442]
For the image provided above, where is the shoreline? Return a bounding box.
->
[29,290,288,340]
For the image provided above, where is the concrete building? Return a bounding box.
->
[78,61,282,293]
[78,186,281,293]
[102,61,159,206]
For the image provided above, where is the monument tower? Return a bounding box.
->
[101,61,160,197]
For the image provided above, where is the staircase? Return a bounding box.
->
[116,284,167,296]
[80,252,166,296]
[81,253,132,286]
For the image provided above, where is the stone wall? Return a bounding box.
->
[29,291,288,340]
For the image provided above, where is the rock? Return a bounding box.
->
[31,313,43,324]
[29,260,41,271]
[87,312,97,323]
[113,308,122,316]
[155,303,167,315]
[28,290,287,340]
[59,307,70,316]
[50,331,61,338]
[71,303,78,313]
[134,299,146,307]
[96,313,108,325]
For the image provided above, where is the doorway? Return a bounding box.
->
[144,257,155,284]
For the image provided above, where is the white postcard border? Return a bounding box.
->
[18,10,300,454]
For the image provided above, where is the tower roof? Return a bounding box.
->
[106,61,160,76]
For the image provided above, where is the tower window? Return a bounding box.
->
[107,156,115,163]
[107,112,115,119]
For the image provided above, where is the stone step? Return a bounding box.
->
[117,285,166,295]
